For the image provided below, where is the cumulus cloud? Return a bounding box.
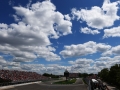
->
[72,0,119,29]
[112,45,120,55]
[103,26,120,38]
[0,56,7,65]
[60,52,120,74]
[0,23,8,29]
[0,56,21,69]
[96,43,111,52]
[102,45,120,56]
[96,56,112,61]
[69,58,93,72]
[94,56,120,70]
[19,64,67,74]
[60,41,111,58]
[81,27,100,35]
[6,55,120,74]
[68,58,101,73]
[101,50,112,56]
[13,1,72,38]
[0,0,73,63]
[69,58,93,65]
[95,61,107,67]
[13,58,93,74]
[64,14,71,21]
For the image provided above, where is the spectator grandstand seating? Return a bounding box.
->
[0,69,48,86]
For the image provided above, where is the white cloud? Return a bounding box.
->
[0,56,7,65]
[13,1,72,39]
[95,61,107,66]
[72,0,119,29]
[0,0,73,63]
[68,58,96,73]
[81,27,100,35]
[19,64,66,74]
[69,58,93,65]
[102,45,120,56]
[96,56,112,61]
[94,56,120,70]
[1,0,120,74]
[111,45,120,55]
[60,41,111,58]
[103,26,120,38]
[3,55,119,74]
[0,56,20,69]
[12,15,21,21]
[0,23,8,29]
[101,50,112,56]
[60,41,96,58]
[69,58,93,73]
[64,14,71,21]
[96,43,111,52]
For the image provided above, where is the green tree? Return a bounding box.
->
[98,64,120,89]
[98,68,109,82]
[109,64,120,84]
[64,70,69,81]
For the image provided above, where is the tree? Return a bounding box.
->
[98,64,120,89]
[98,68,109,82]
[64,70,69,81]
[81,73,88,78]
[43,73,51,77]
[109,64,120,85]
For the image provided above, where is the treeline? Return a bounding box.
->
[42,73,60,78]
[43,73,91,78]
[98,64,120,89]
[78,73,95,78]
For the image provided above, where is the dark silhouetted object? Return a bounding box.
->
[64,69,69,81]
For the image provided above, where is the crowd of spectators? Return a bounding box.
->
[0,69,48,83]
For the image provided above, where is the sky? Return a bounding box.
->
[0,0,120,75]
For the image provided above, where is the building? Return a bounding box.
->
[69,73,79,78]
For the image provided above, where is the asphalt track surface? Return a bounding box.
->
[1,78,88,90]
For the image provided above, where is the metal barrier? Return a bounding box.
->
[89,79,109,90]
[0,79,42,87]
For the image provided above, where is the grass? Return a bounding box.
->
[82,78,88,85]
[54,79,76,84]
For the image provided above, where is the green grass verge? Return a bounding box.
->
[54,79,76,84]
[82,78,88,85]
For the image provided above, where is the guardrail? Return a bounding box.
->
[89,79,109,90]
[0,79,43,87]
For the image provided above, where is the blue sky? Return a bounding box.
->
[0,0,120,74]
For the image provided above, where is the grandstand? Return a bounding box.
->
[0,69,48,86]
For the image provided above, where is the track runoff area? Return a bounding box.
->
[0,78,88,90]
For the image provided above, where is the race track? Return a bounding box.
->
[1,78,88,90]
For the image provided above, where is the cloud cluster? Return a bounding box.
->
[68,58,93,73]
[20,64,67,74]
[60,41,111,58]
[72,0,119,34]
[67,55,120,74]
[103,26,120,38]
[13,1,72,39]
[102,45,120,56]
[94,56,120,69]
[81,27,100,35]
[67,58,108,74]
[0,0,73,63]
[1,0,120,74]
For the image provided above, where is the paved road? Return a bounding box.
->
[3,84,87,90]
[1,78,88,90]
[75,78,84,84]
